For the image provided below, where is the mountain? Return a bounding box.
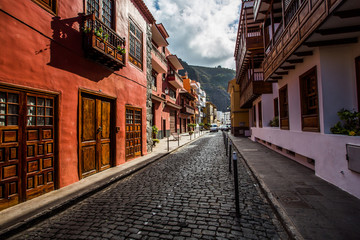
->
[179,60,234,112]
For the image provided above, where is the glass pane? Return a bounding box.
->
[0,115,5,126]
[27,117,35,126]
[8,105,19,114]
[37,117,45,126]
[45,117,53,126]
[45,99,53,107]
[8,116,18,126]
[46,108,53,116]
[0,104,5,114]
[37,107,45,116]
[27,96,36,105]
[27,106,35,116]
[38,98,45,106]
[8,94,18,103]
[0,92,6,103]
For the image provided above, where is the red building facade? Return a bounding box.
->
[0,0,155,210]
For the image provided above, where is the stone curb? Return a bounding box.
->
[0,133,207,239]
[227,134,304,240]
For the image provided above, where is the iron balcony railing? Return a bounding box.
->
[151,43,168,66]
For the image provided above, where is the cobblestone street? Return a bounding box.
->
[10,133,288,239]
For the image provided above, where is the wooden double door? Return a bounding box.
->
[79,92,114,178]
[125,106,142,160]
[0,88,56,210]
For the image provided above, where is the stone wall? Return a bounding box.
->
[146,23,153,152]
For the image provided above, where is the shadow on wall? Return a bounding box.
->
[48,15,112,82]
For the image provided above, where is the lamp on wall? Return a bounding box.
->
[164,88,169,95]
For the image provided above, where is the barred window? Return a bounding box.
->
[129,19,143,69]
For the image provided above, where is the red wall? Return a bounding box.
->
[0,1,149,187]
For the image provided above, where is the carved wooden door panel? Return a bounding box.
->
[170,111,176,134]
[0,90,21,210]
[25,94,55,200]
[125,107,142,160]
[79,94,112,179]
[0,89,57,210]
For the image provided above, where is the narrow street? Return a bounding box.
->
[10,133,287,240]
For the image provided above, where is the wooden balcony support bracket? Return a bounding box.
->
[275,71,289,76]
[333,9,360,18]
[280,65,296,70]
[304,37,358,47]
[316,25,360,35]
[286,59,303,64]
[294,51,313,57]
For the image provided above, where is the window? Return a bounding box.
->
[253,105,256,127]
[151,71,157,90]
[300,67,319,132]
[169,88,176,99]
[279,85,289,130]
[129,19,143,69]
[33,0,57,14]
[356,56,360,111]
[274,98,279,117]
[87,0,114,29]
[258,101,262,128]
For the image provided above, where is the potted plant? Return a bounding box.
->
[330,109,360,136]
[269,116,279,127]
[153,138,160,146]
[117,45,126,54]
[152,125,158,139]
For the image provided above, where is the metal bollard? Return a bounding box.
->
[225,136,228,156]
[228,141,232,173]
[167,136,169,152]
[233,151,240,217]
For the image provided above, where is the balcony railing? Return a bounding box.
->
[151,43,168,67]
[181,104,195,115]
[284,0,301,25]
[83,14,126,70]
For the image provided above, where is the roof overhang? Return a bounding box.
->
[152,24,169,47]
[165,101,182,110]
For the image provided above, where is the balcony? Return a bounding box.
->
[239,72,272,108]
[167,71,183,89]
[83,14,126,71]
[181,104,195,115]
[235,26,264,82]
[151,43,167,73]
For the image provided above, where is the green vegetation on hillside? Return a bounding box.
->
[179,60,235,112]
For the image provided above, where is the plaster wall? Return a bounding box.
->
[0,0,150,188]
[319,42,360,133]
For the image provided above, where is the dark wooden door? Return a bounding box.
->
[170,111,176,134]
[0,89,57,210]
[79,93,112,178]
[125,106,142,160]
[25,94,56,200]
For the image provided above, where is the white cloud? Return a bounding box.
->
[143,0,241,69]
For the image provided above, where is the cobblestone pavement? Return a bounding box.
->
[10,133,288,239]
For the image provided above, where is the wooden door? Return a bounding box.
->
[125,106,142,160]
[170,111,176,134]
[79,93,112,178]
[0,89,57,210]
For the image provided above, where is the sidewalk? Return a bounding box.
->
[0,131,207,239]
[228,134,360,240]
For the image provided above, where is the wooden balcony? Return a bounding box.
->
[239,72,272,108]
[151,43,167,73]
[262,0,345,81]
[83,14,126,71]
[181,104,195,115]
[167,71,183,89]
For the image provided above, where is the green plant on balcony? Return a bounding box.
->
[117,45,126,54]
[330,109,360,136]
[152,125,159,139]
[269,116,279,127]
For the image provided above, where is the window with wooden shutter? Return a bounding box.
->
[356,56,360,111]
[33,0,57,15]
[253,105,256,127]
[279,85,289,130]
[300,67,319,132]
[258,101,262,128]
[129,19,143,69]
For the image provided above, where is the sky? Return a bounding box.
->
[143,0,242,69]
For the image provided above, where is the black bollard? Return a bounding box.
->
[228,141,232,173]
[233,151,240,217]
[225,136,228,156]
[167,136,169,152]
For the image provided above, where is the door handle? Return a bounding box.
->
[97,126,102,133]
